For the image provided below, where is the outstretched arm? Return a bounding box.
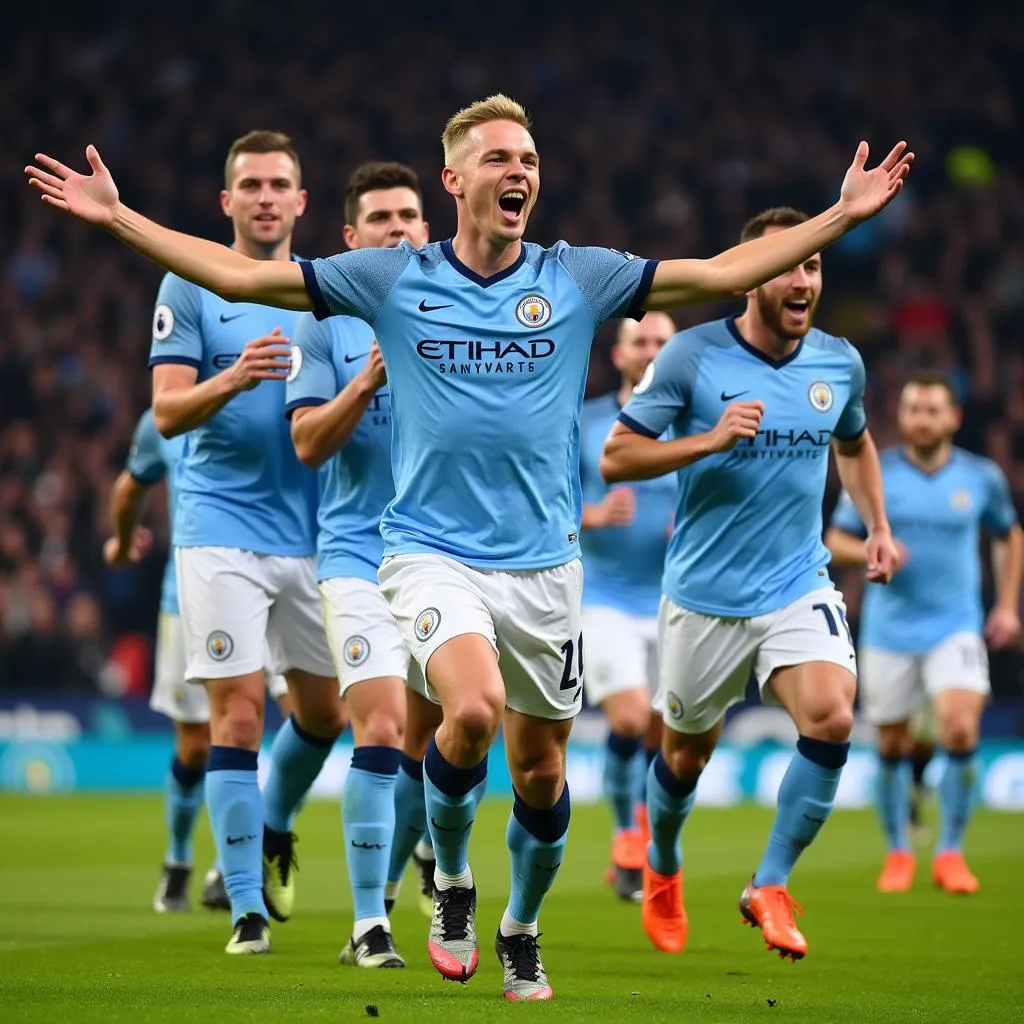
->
[103,471,154,567]
[644,141,914,309]
[26,146,311,309]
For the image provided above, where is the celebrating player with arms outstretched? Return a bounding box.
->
[602,207,900,963]
[26,99,911,999]
[827,371,1022,895]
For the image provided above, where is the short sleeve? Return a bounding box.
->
[834,344,867,441]
[125,410,166,485]
[301,246,412,323]
[618,331,701,439]
[148,273,204,369]
[981,460,1018,536]
[559,246,659,325]
[285,314,340,418]
[829,489,867,538]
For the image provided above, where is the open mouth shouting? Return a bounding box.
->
[497,188,527,229]
[782,297,811,326]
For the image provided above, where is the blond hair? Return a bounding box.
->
[442,94,531,165]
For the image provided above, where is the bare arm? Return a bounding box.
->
[600,401,764,483]
[832,430,899,583]
[152,329,292,437]
[26,146,311,308]
[643,141,913,309]
[581,488,636,530]
[290,346,386,468]
[103,471,153,566]
[991,524,1024,615]
[823,526,869,568]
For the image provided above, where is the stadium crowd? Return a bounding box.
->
[2,2,1023,699]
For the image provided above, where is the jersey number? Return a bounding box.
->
[812,603,854,645]
[559,633,585,690]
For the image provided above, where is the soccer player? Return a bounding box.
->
[601,206,901,962]
[826,371,1022,894]
[26,97,911,998]
[104,408,294,914]
[580,312,677,902]
[109,130,343,955]
[284,160,436,968]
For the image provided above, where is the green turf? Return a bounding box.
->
[0,795,1021,1022]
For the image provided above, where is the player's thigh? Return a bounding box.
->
[320,576,412,696]
[858,646,922,727]
[754,588,858,718]
[491,559,585,722]
[149,611,211,724]
[581,605,651,707]
[378,554,502,711]
[175,546,272,680]
[266,555,336,678]
[657,595,758,735]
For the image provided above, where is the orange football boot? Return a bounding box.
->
[641,861,687,953]
[932,851,979,894]
[877,850,916,893]
[610,828,645,902]
[739,879,807,961]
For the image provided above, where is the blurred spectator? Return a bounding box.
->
[2,1,1023,701]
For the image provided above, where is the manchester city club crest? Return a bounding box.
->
[515,294,552,328]
[950,489,973,511]
[414,607,441,642]
[665,692,684,720]
[343,635,370,667]
[808,381,834,412]
[206,630,234,661]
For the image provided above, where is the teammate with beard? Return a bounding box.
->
[27,102,912,998]
[826,371,1022,895]
[602,207,900,962]
[579,312,677,902]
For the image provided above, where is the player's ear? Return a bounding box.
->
[441,166,462,198]
[295,188,309,217]
[343,224,359,251]
[421,219,431,244]
[219,189,232,218]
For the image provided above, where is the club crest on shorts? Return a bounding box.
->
[414,607,441,642]
[152,304,174,341]
[665,692,684,720]
[343,635,370,667]
[206,630,234,661]
[172,685,185,707]
[807,381,834,412]
[287,344,303,383]
[950,489,972,511]
[515,294,552,329]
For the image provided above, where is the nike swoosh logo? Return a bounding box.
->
[430,816,473,834]
[418,300,453,313]
[219,313,246,323]
[344,352,369,363]
[720,390,750,401]
[226,833,256,845]
[351,840,386,850]
[533,862,561,873]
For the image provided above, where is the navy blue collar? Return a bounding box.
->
[726,316,804,369]
[441,239,526,287]
[898,445,956,478]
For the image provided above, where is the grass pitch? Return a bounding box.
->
[0,795,1021,1023]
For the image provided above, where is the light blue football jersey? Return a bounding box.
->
[285,313,393,584]
[302,240,657,570]
[125,408,185,615]
[620,317,866,617]
[830,446,1018,653]
[147,271,319,556]
[580,392,676,617]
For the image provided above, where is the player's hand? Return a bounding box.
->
[838,141,914,225]
[25,145,120,228]
[985,605,1021,650]
[705,400,764,453]
[865,527,900,584]
[103,528,153,567]
[598,487,636,527]
[228,328,292,391]
[359,341,387,389]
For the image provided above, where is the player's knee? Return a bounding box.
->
[605,701,649,739]
[662,743,710,780]
[216,708,262,750]
[804,703,854,744]
[176,723,211,767]
[510,752,565,804]
[940,715,977,753]
[359,707,404,749]
[876,725,912,759]
[448,693,503,746]
[296,706,346,741]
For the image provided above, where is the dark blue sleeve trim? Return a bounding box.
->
[284,396,328,420]
[625,259,660,321]
[617,411,660,438]
[128,470,161,487]
[300,260,331,321]
[148,356,201,369]
[833,423,867,443]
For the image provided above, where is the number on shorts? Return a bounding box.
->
[559,632,585,690]
[812,603,854,645]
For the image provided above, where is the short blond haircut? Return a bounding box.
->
[442,94,531,165]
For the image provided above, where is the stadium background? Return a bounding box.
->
[2,1,1023,809]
